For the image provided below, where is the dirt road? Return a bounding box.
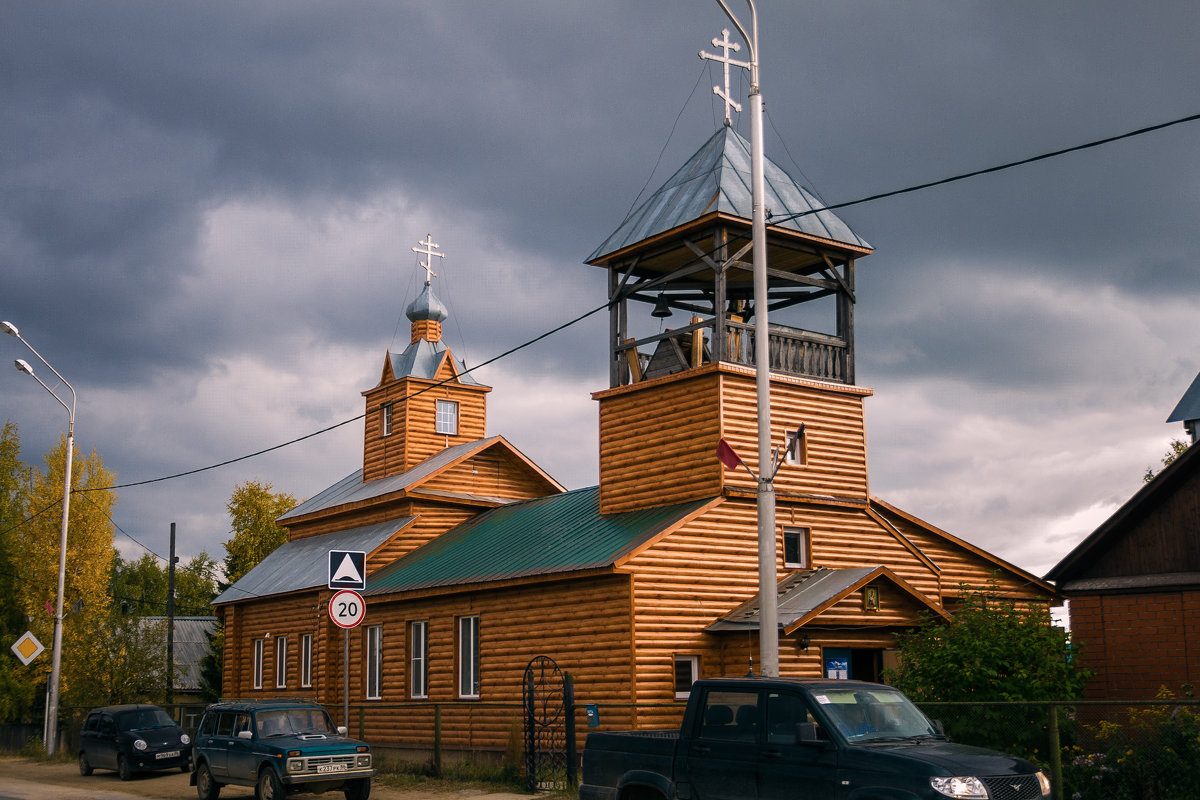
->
[0,756,535,800]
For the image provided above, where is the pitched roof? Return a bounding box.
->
[364,486,713,594]
[706,566,949,633]
[1167,370,1200,425]
[213,517,411,605]
[142,615,216,690]
[1044,439,1200,585]
[587,126,871,263]
[388,338,486,387]
[279,436,559,523]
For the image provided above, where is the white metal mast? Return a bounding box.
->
[714,0,778,677]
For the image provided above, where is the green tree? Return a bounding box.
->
[1143,438,1190,483]
[222,479,296,586]
[885,581,1089,761]
[887,581,1088,702]
[112,550,219,617]
[175,551,220,615]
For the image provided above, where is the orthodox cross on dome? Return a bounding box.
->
[699,28,750,126]
[411,233,446,285]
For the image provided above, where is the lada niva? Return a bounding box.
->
[191,699,373,800]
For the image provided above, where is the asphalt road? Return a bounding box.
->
[0,757,534,800]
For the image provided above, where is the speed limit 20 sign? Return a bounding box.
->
[329,589,366,629]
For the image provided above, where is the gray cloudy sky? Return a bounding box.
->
[2,1,1198,580]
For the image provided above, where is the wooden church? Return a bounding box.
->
[212,122,1056,757]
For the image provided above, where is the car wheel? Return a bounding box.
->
[118,754,133,781]
[78,751,93,776]
[195,761,222,800]
[344,777,371,800]
[257,767,284,800]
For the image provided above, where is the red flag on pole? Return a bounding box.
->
[716,438,741,470]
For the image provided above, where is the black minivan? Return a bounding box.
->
[78,704,192,780]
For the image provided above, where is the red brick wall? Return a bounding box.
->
[1070,590,1200,699]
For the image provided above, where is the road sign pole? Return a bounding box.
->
[343,627,349,731]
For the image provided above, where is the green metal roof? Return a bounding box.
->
[364,486,712,594]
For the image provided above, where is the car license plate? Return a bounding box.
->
[156,750,180,760]
[317,763,347,773]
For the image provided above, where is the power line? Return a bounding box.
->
[71,108,1200,495]
[770,110,1200,224]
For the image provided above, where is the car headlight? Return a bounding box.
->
[180,733,191,745]
[1036,770,1051,797]
[930,776,988,798]
[133,739,148,751]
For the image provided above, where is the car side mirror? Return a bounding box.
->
[337,726,348,736]
[237,730,253,740]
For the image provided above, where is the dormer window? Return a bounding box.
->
[436,399,459,435]
[381,403,393,437]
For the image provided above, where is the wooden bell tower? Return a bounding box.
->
[586,126,874,514]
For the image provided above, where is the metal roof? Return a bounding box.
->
[213,517,412,605]
[364,486,711,594]
[587,126,871,263]
[390,338,485,387]
[279,438,501,522]
[142,615,216,690]
[707,567,877,632]
[1167,369,1200,424]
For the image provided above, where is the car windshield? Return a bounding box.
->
[116,707,175,732]
[255,707,337,738]
[813,688,940,742]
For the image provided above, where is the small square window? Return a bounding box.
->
[784,527,810,570]
[436,400,459,435]
[674,655,699,699]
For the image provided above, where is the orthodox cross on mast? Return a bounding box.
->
[412,233,445,285]
[699,28,750,125]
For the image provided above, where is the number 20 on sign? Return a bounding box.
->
[329,589,366,629]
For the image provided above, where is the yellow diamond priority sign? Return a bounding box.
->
[11,631,44,666]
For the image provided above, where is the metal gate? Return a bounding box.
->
[522,655,575,791]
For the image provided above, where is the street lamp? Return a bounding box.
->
[2,321,75,756]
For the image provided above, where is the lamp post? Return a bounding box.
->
[2,321,75,756]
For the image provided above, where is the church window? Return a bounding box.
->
[366,625,383,700]
[252,639,264,690]
[458,615,480,698]
[410,621,428,699]
[784,527,810,569]
[436,400,459,435]
[381,403,393,436]
[785,426,807,466]
[674,655,699,699]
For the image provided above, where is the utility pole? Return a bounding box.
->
[166,522,177,704]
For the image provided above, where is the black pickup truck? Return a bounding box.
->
[580,677,1051,800]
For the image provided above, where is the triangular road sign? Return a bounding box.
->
[328,550,367,590]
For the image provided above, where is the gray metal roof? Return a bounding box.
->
[212,517,412,605]
[707,567,877,632]
[390,338,485,387]
[143,616,217,690]
[587,126,871,263]
[279,437,500,522]
[1167,370,1200,424]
